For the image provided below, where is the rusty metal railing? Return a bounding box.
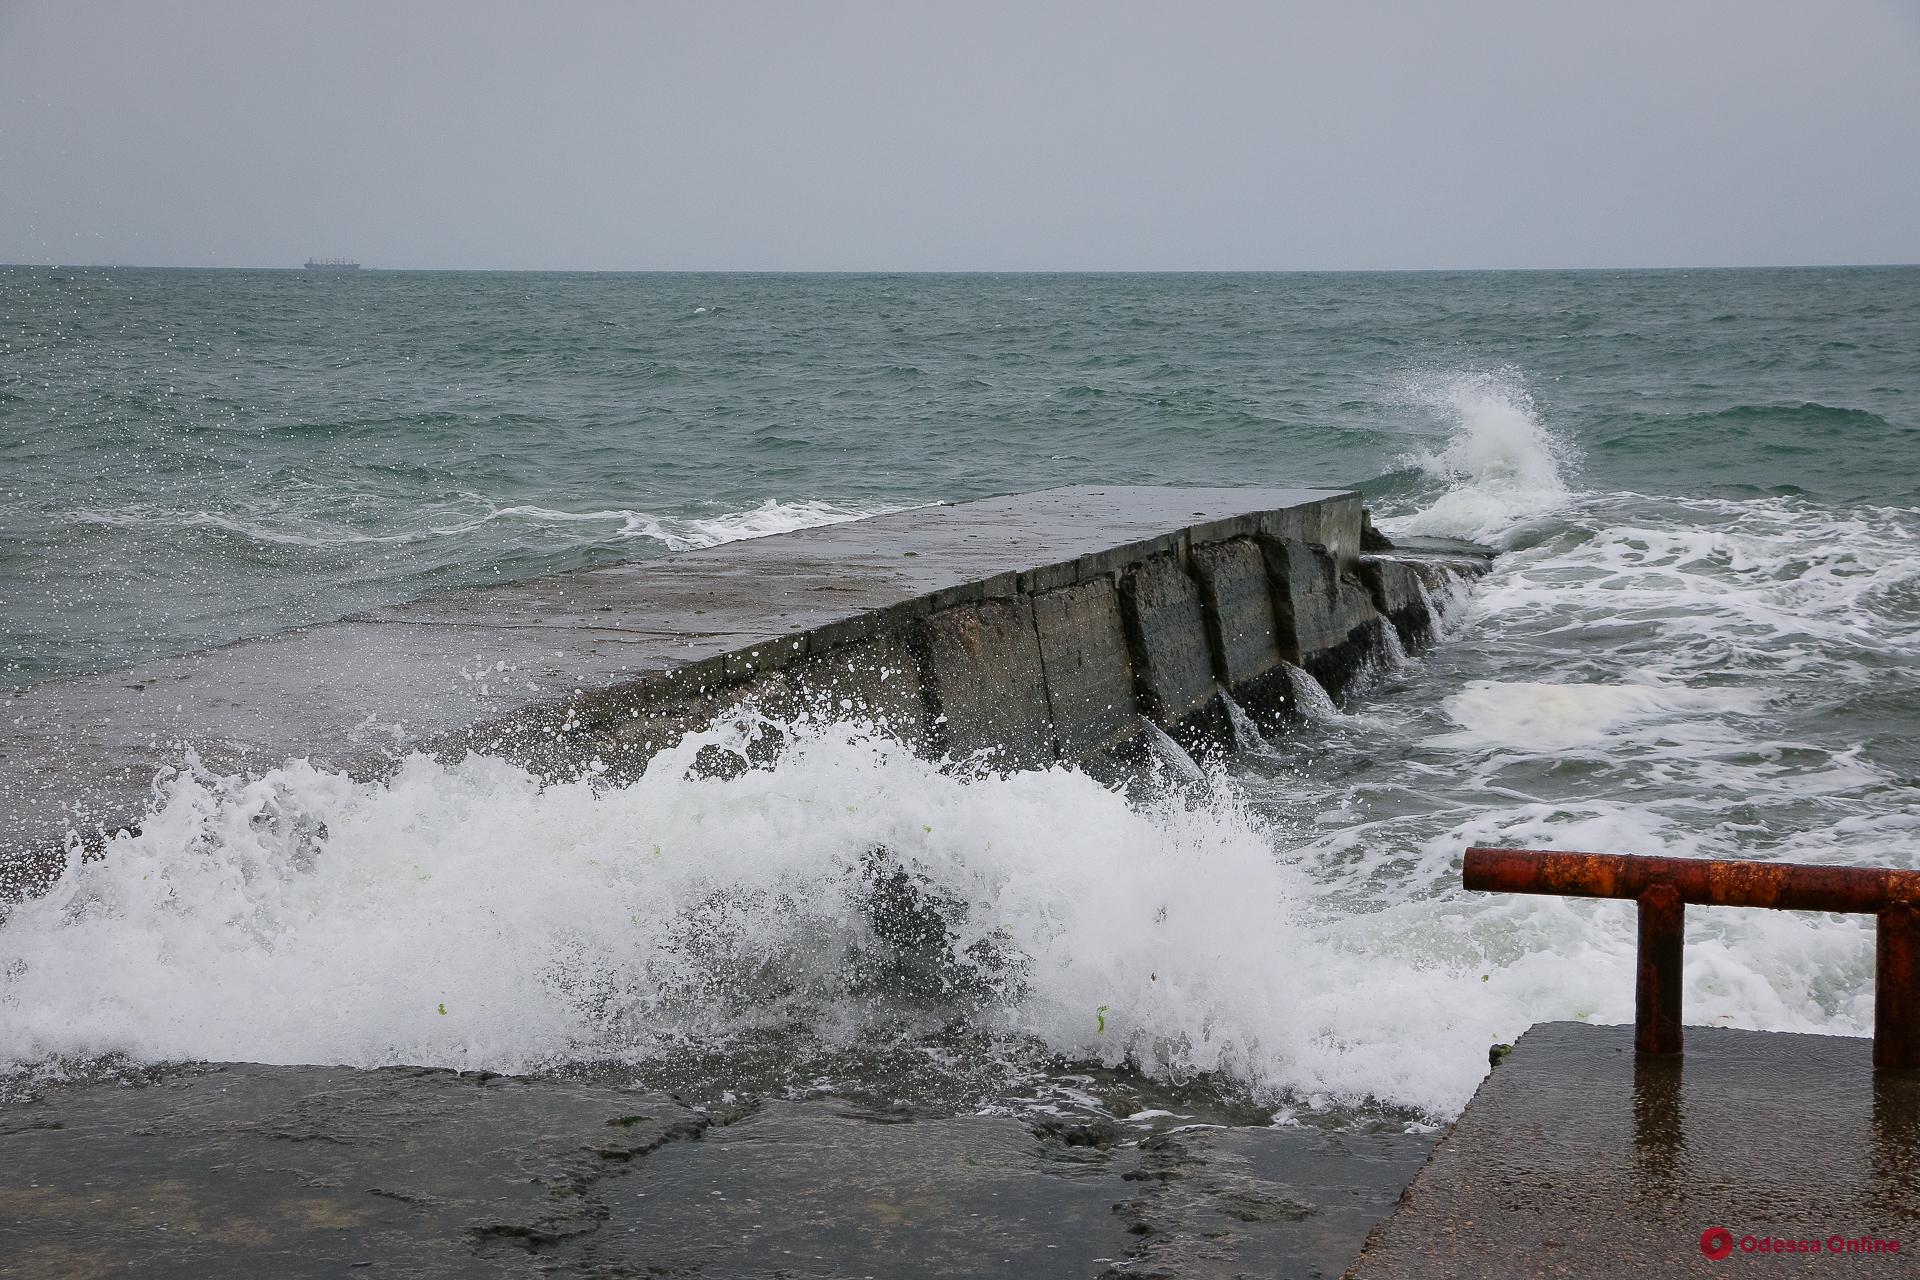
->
[1463,847,1920,1069]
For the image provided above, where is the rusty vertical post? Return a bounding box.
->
[1636,885,1684,1055]
[1874,904,1919,1071]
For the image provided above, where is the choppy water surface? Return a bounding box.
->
[2,268,1916,1127]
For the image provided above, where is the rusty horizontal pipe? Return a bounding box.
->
[1464,847,1920,916]
[1465,846,1920,1071]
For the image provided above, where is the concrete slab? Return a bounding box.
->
[1032,577,1140,761]
[1191,537,1290,720]
[1,486,1356,880]
[1347,1022,1920,1279]
[920,596,1055,769]
[1120,552,1223,739]
[0,1061,1433,1279]
[1259,538,1383,697]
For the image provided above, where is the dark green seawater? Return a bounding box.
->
[4,267,1913,679]
[2,267,1916,1122]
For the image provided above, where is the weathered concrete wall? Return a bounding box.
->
[1190,537,1290,722]
[1258,536,1390,697]
[588,511,1488,767]
[1032,578,1137,762]
[920,596,1054,769]
[1119,553,1225,741]
[0,487,1491,886]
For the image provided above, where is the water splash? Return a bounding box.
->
[619,499,910,552]
[1282,663,1343,724]
[3,720,1413,1107]
[1140,721,1207,784]
[1221,694,1270,752]
[1388,368,1572,543]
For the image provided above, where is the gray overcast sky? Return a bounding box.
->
[3,1,1917,271]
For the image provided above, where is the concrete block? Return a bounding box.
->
[723,635,808,681]
[1118,553,1221,735]
[919,598,1056,769]
[1067,534,1182,586]
[1258,536,1386,696]
[1257,493,1363,563]
[1189,538,1290,717]
[1032,578,1141,760]
[1015,559,1082,596]
[1360,555,1435,649]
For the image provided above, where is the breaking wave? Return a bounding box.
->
[617,499,907,551]
[2,721,1355,1105]
[1384,368,1572,544]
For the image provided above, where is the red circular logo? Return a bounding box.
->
[1701,1227,1736,1260]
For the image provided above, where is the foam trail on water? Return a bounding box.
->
[70,497,909,553]
[619,499,911,551]
[1433,679,1763,753]
[1388,368,1571,544]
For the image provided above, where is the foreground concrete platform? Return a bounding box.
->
[0,1062,1431,1279]
[2,485,1489,888]
[1347,1022,1920,1279]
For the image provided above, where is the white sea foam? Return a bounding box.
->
[1387,368,1572,543]
[1473,496,1920,661]
[1435,679,1763,752]
[71,497,907,553]
[0,711,1881,1121]
[0,723,1345,1102]
[72,506,427,547]
[617,499,906,551]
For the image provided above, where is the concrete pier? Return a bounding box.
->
[1346,1022,1920,1278]
[0,485,1489,888]
[0,1063,1434,1279]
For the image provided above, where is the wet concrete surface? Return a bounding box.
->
[1347,1022,1920,1278]
[0,1061,1431,1279]
[2,485,1355,875]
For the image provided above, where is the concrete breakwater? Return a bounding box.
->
[1,486,1497,1277]
[1,485,1489,889]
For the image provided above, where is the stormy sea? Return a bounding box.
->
[2,266,1915,1130]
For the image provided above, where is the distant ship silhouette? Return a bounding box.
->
[303,258,360,272]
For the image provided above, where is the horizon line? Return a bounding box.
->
[5,261,1920,276]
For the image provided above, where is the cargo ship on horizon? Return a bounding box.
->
[303,258,360,272]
